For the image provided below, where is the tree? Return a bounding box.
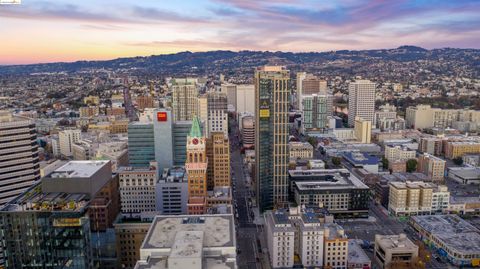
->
[453,157,464,166]
[307,136,318,148]
[406,159,418,173]
[382,157,389,169]
[331,157,341,166]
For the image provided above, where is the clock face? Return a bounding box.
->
[192,138,199,145]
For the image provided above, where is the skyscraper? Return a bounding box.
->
[171,78,198,122]
[127,121,155,167]
[0,111,40,206]
[153,109,173,172]
[255,66,290,212]
[185,116,208,214]
[206,132,231,190]
[348,79,376,127]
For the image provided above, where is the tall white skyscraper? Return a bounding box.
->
[0,111,40,205]
[348,79,376,127]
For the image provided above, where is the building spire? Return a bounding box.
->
[189,115,202,138]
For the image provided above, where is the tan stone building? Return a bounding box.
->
[417,153,446,182]
[289,141,314,160]
[114,218,151,269]
[354,117,371,143]
[207,132,231,189]
[374,234,418,269]
[324,223,349,269]
[388,181,434,216]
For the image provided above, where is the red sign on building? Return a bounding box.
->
[157,112,167,122]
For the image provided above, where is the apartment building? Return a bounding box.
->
[417,153,446,182]
[385,145,416,163]
[445,141,480,159]
[388,181,435,216]
[419,137,443,156]
[58,129,81,157]
[324,223,349,269]
[406,104,480,130]
[171,78,199,122]
[431,185,450,213]
[374,234,418,269]
[348,80,375,127]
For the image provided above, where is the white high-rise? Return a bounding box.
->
[348,79,375,127]
[58,129,81,157]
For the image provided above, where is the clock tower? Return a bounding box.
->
[185,116,208,214]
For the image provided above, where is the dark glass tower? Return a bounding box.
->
[255,66,290,212]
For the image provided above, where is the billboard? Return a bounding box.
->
[259,99,270,118]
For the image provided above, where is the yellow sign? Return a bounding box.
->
[53,218,81,227]
[260,109,270,118]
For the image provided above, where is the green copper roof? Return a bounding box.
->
[189,115,202,138]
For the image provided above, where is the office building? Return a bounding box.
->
[207,132,231,189]
[289,169,370,218]
[207,92,228,137]
[241,115,255,148]
[265,211,296,268]
[388,181,435,216]
[221,83,237,110]
[302,94,332,133]
[289,141,314,160]
[171,78,198,122]
[173,121,201,166]
[324,223,349,269]
[374,234,418,269]
[384,145,416,163]
[417,153,446,182]
[255,66,290,212]
[296,72,307,109]
[354,117,372,143]
[118,164,158,216]
[0,111,41,206]
[156,166,188,215]
[348,80,375,127]
[114,217,152,269]
[197,95,208,128]
[134,214,237,268]
[128,122,155,167]
[186,117,208,214]
[0,160,117,269]
[59,129,81,157]
[411,215,480,267]
[153,109,174,172]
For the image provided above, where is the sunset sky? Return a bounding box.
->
[0,0,479,65]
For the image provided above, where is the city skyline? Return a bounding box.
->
[0,0,479,64]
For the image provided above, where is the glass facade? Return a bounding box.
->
[302,95,329,131]
[255,67,290,212]
[127,123,155,167]
[0,211,92,268]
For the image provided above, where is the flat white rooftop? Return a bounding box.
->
[50,160,110,178]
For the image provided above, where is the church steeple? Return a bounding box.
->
[189,115,203,138]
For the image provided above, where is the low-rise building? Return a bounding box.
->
[289,141,314,160]
[384,145,416,163]
[374,234,418,269]
[448,167,480,184]
[347,240,371,269]
[410,215,480,267]
[418,137,443,156]
[342,152,379,174]
[431,185,450,213]
[445,141,480,159]
[134,214,237,269]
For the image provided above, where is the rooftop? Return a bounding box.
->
[389,181,436,189]
[412,215,480,254]
[448,167,480,179]
[161,166,187,183]
[348,240,371,265]
[343,152,379,165]
[49,160,110,178]
[290,169,369,191]
[142,214,235,250]
[375,234,418,252]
